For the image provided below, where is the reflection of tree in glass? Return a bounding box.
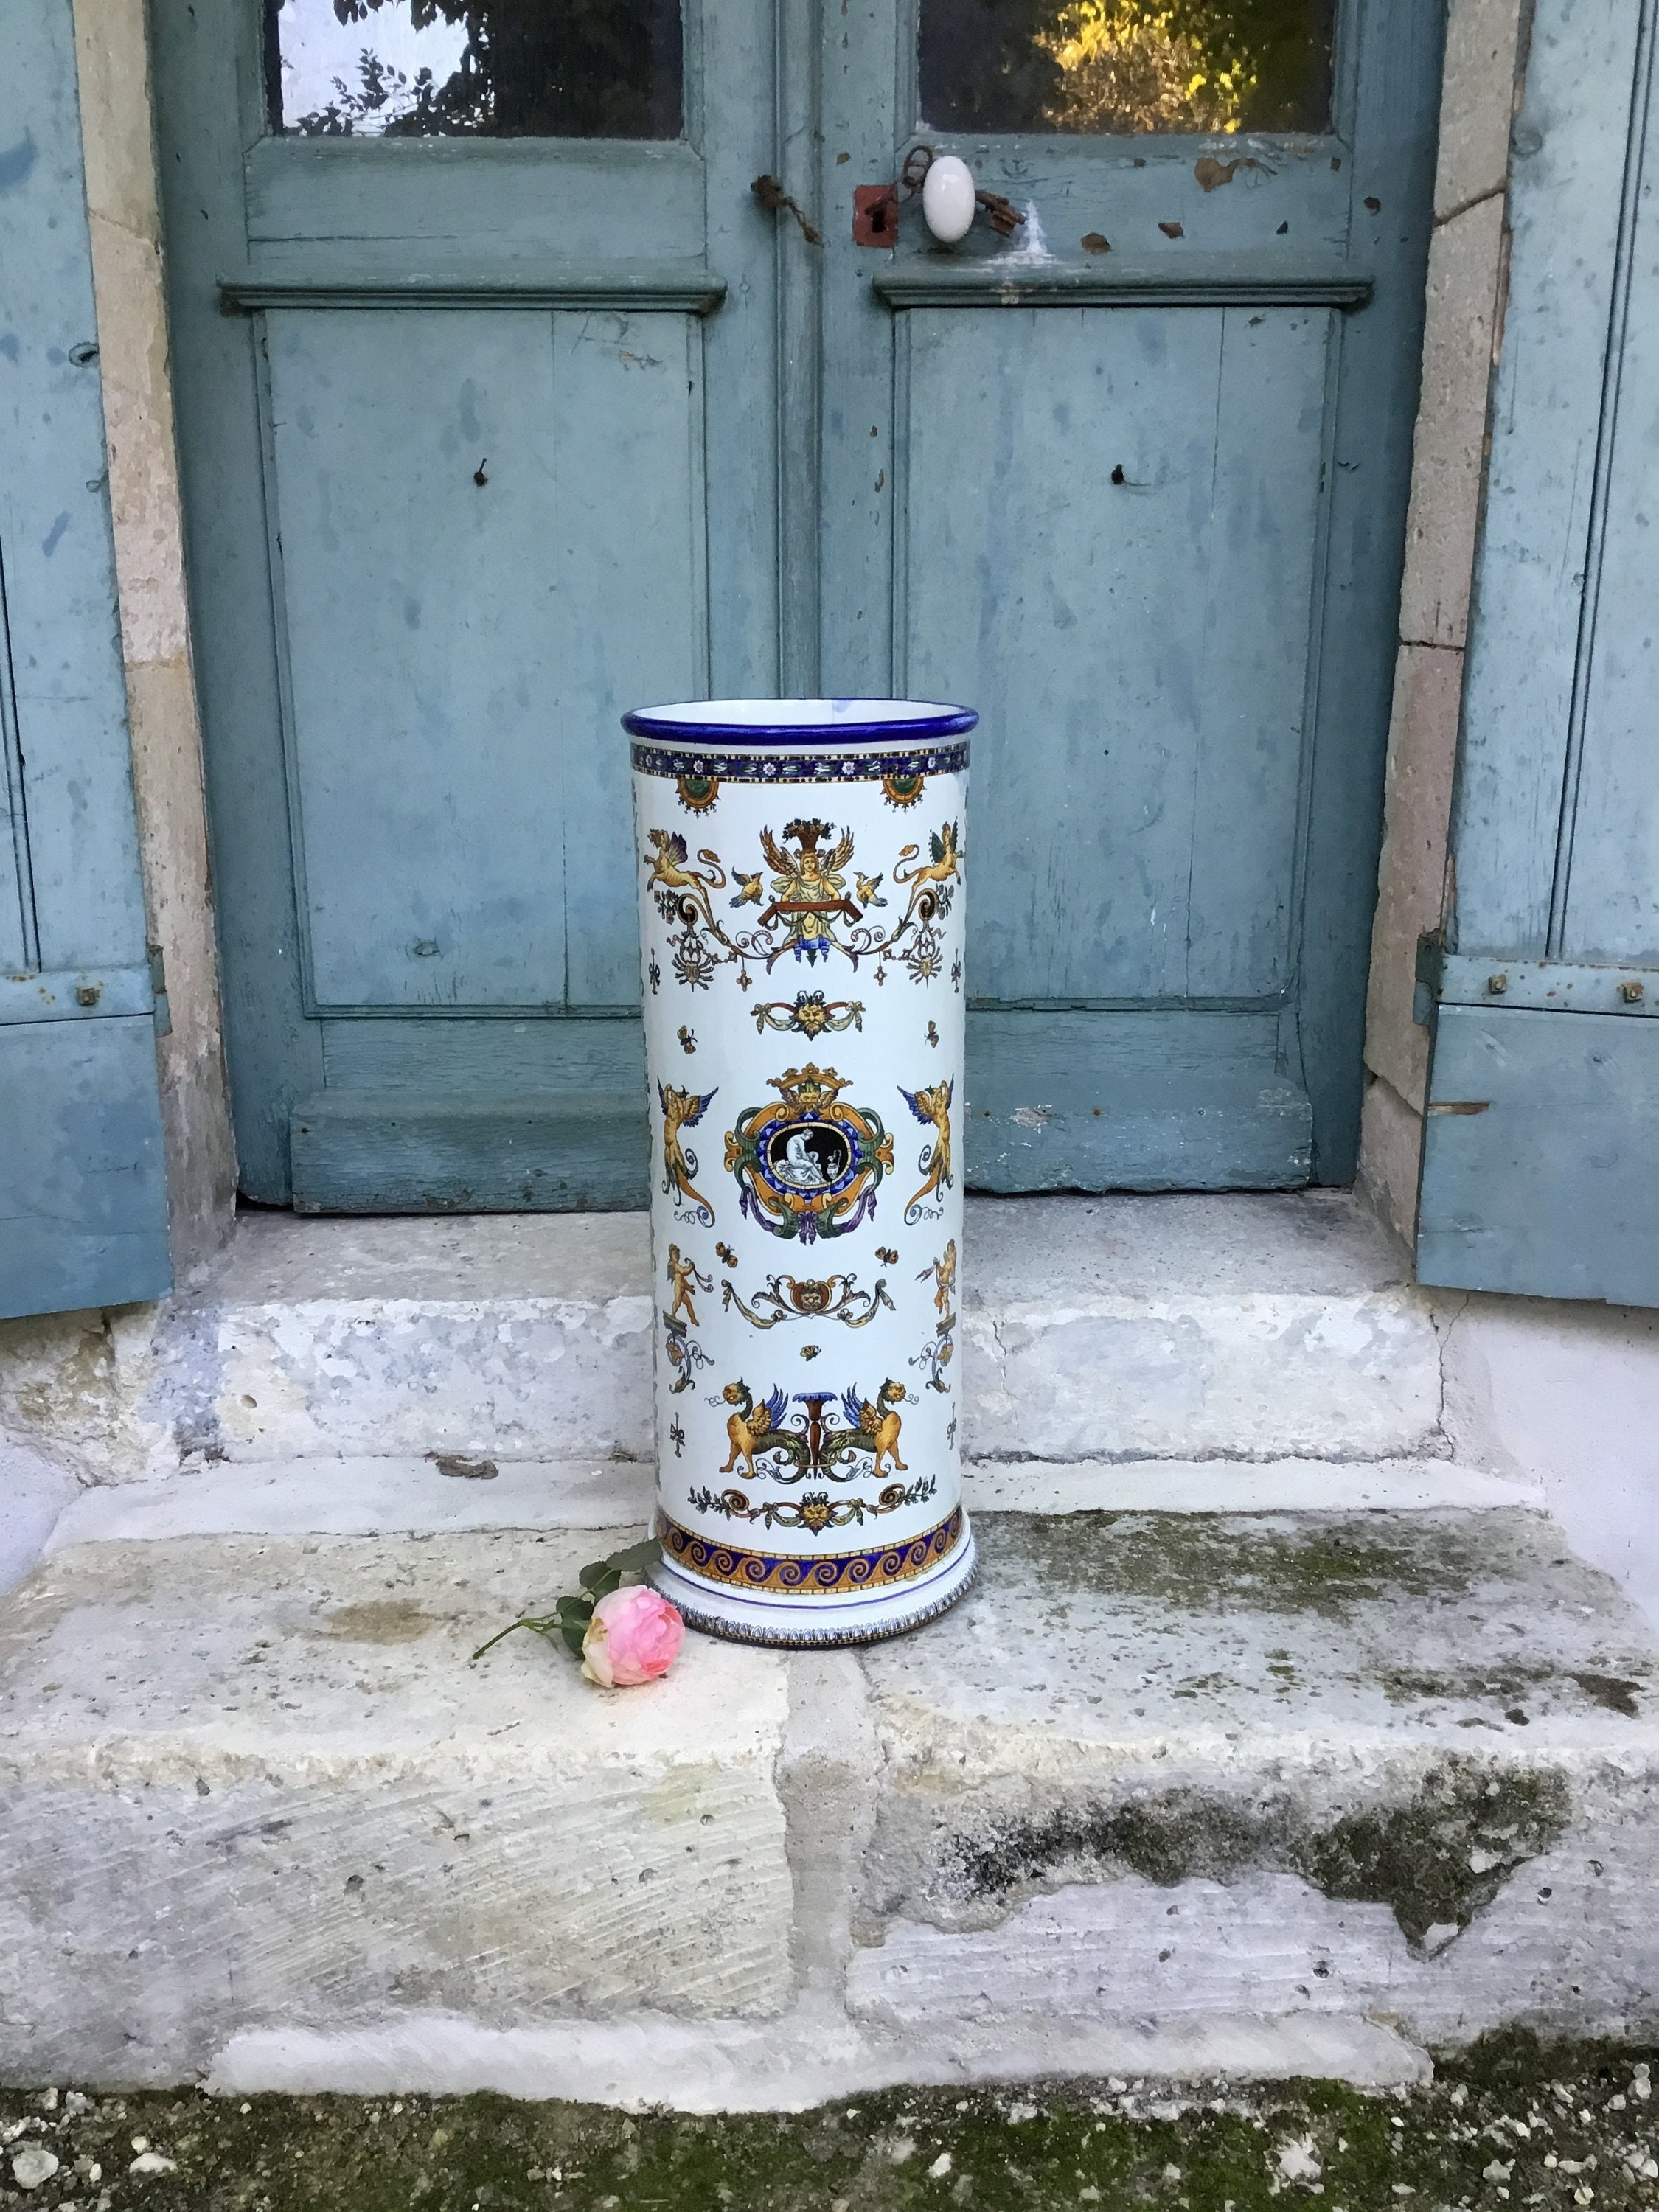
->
[281,0,681,139]
[919,0,1330,136]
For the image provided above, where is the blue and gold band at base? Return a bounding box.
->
[658,1503,964,1595]
[648,1518,977,1648]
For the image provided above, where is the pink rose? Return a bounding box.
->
[580,1584,684,1687]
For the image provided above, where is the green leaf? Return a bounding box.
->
[605,1534,663,1582]
[580,1534,661,1594]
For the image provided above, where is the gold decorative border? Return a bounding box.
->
[657,1505,964,1597]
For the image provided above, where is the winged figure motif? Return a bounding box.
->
[658,1081,719,1224]
[645,829,726,928]
[898,1077,954,1222]
[892,821,964,926]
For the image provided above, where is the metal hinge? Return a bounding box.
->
[1416,933,1659,1020]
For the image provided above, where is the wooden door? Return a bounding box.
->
[152,0,779,1208]
[1417,0,1659,1302]
[153,0,1441,1210]
[1,0,171,1317]
[813,0,1444,1189]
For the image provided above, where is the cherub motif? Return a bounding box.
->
[912,1239,959,1394]
[898,1077,954,1223]
[893,821,964,926]
[658,1082,719,1224]
[645,829,726,928]
[720,1380,790,1478]
[666,1242,712,1326]
[842,1380,908,1479]
[918,1238,958,1315]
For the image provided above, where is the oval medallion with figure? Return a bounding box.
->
[725,1065,894,1243]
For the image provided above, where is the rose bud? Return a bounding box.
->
[580,1584,685,1688]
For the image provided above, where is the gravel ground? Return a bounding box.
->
[1,2037,1657,2210]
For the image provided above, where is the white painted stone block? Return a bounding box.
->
[964,1289,1441,1462]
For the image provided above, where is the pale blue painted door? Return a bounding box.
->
[153,0,1442,1210]
[0,0,172,1318]
[1417,0,1659,1303]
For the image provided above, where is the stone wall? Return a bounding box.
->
[1357,0,1526,1243]
[69,0,237,1276]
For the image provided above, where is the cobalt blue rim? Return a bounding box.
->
[622,698,978,745]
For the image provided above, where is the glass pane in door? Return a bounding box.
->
[268,0,682,137]
[919,0,1333,134]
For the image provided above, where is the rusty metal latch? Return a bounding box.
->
[854,146,1025,247]
[751,175,821,245]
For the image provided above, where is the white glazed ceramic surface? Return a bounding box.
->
[627,699,975,1645]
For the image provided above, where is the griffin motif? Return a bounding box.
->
[893,821,964,926]
[720,1380,792,1478]
[844,1379,909,1478]
[645,829,726,927]
[705,1379,912,1485]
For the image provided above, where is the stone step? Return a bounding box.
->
[1,1503,1652,2102]
[4,1192,1444,1481]
[36,1450,1536,1556]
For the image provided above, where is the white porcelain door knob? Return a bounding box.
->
[922,155,976,243]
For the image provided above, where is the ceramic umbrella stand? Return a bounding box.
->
[626,698,977,1646]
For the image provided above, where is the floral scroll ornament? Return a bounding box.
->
[751,988,865,1038]
[720,1270,894,1330]
[686,1475,938,1530]
[641,816,964,989]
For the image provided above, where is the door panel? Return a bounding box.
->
[265,304,702,1011]
[903,302,1326,1005]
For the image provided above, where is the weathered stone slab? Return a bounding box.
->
[4,1194,1444,1478]
[852,1512,1659,2046]
[0,1532,792,2084]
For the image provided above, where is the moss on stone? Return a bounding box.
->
[981,1509,1515,1617]
[5,2042,1659,2211]
[942,1754,1573,1949]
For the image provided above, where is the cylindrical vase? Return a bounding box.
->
[625,698,976,1646]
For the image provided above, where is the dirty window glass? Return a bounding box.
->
[268,0,682,138]
[919,0,1332,133]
